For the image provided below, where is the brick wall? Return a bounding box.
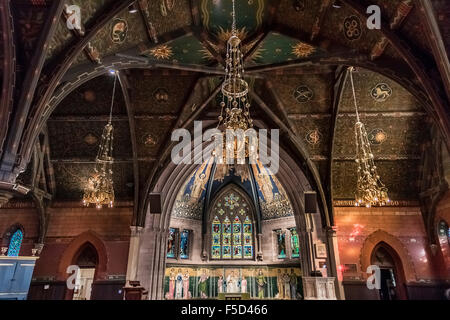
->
[335,206,434,281]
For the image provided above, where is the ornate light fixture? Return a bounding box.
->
[215,0,257,164]
[348,67,390,208]
[82,71,117,209]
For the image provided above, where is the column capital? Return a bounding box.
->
[325,226,337,237]
[130,226,144,237]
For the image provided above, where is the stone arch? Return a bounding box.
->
[138,142,320,299]
[359,230,416,282]
[58,231,108,281]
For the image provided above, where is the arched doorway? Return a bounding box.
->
[72,243,99,300]
[370,243,407,300]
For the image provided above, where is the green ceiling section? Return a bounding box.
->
[200,0,268,37]
[143,34,210,65]
[251,32,322,65]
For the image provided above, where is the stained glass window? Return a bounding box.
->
[211,189,254,260]
[180,230,190,259]
[167,228,178,259]
[276,230,287,259]
[7,229,23,257]
[289,228,300,258]
[438,220,449,245]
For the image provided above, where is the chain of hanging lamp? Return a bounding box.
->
[82,71,117,209]
[349,67,390,208]
[214,0,257,163]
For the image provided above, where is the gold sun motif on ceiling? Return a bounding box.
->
[291,42,316,58]
[149,45,173,60]
[199,28,264,62]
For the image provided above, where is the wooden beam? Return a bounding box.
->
[117,71,140,226]
[370,0,413,60]
[1,0,65,173]
[417,0,450,102]
[115,53,225,75]
[0,0,16,157]
[18,0,136,175]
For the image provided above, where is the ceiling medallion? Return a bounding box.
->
[149,44,173,60]
[144,134,157,146]
[153,88,169,103]
[111,19,128,44]
[348,67,390,208]
[371,83,393,102]
[343,16,362,41]
[292,42,315,58]
[306,129,322,145]
[83,133,98,146]
[82,71,117,209]
[368,128,387,145]
[214,0,257,165]
[294,85,314,103]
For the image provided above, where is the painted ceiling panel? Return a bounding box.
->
[53,162,134,200]
[250,32,323,66]
[143,34,211,65]
[200,0,267,38]
[52,75,127,116]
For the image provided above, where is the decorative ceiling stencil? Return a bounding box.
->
[110,18,128,44]
[249,32,321,66]
[294,85,314,103]
[306,129,322,145]
[200,0,266,37]
[153,88,170,103]
[368,128,388,145]
[371,83,393,102]
[148,44,173,60]
[343,16,362,41]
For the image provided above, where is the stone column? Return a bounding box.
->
[325,226,345,300]
[257,233,263,261]
[125,226,144,286]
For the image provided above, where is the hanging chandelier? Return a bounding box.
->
[82,71,117,209]
[214,0,257,164]
[348,67,390,208]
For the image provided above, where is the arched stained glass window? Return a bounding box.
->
[7,229,23,257]
[210,188,254,260]
[290,228,300,258]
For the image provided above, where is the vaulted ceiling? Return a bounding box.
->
[1,0,449,227]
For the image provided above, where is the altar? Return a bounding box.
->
[218,293,251,300]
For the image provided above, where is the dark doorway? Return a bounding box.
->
[72,243,98,300]
[371,243,407,300]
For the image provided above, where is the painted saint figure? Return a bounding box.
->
[168,268,176,299]
[256,269,266,299]
[175,269,183,299]
[241,277,247,293]
[182,270,190,299]
[276,269,283,298]
[218,275,224,294]
[289,269,298,299]
[226,270,239,293]
[198,269,209,298]
[282,271,291,299]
